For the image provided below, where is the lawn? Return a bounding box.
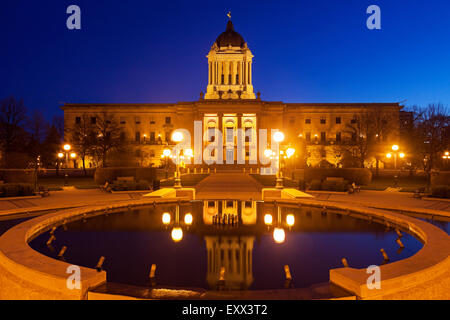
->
[362,175,428,191]
[38,176,98,190]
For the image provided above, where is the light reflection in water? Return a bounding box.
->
[28,201,424,291]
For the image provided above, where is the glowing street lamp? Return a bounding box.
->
[387,145,404,169]
[286,148,295,159]
[264,149,273,159]
[58,144,75,169]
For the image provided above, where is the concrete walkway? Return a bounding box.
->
[195,173,263,200]
[311,190,450,217]
[0,189,143,217]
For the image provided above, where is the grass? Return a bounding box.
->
[38,176,98,189]
[364,175,428,192]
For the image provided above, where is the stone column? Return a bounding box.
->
[231,61,236,85]
[225,62,229,85]
[208,62,211,85]
[249,62,252,85]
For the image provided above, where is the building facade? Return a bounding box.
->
[62,20,401,169]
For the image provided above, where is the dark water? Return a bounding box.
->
[28,201,424,290]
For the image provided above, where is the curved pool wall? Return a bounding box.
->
[28,203,423,291]
[0,198,449,300]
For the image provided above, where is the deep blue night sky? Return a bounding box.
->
[1,0,450,120]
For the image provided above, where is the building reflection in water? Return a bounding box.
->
[202,200,257,225]
[205,235,255,290]
[202,200,258,289]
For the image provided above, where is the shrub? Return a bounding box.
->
[431,172,450,187]
[110,179,151,191]
[0,183,35,197]
[309,179,322,190]
[94,167,156,185]
[0,170,37,184]
[431,185,450,199]
[305,168,372,185]
[321,180,349,192]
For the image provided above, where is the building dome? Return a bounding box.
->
[215,20,245,48]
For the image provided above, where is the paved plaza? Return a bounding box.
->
[0,174,448,218]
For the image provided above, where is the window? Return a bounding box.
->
[135,117,141,124]
[236,74,239,83]
[320,117,326,124]
[321,132,326,143]
[306,132,311,142]
[226,128,234,143]
[351,116,357,124]
[351,132,357,142]
[75,117,81,124]
[289,118,295,125]
[120,117,126,124]
[150,132,155,142]
[150,117,156,125]
[165,117,171,124]
[135,131,141,143]
[305,118,311,124]
[336,117,341,124]
[336,132,341,143]
[91,117,96,125]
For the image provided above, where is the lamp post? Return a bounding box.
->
[264,132,295,189]
[161,148,171,179]
[263,205,296,244]
[386,145,405,170]
[162,204,193,243]
[273,131,285,189]
[58,144,76,186]
[171,131,184,189]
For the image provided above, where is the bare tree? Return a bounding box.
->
[340,108,396,169]
[409,104,449,181]
[341,113,374,168]
[0,96,28,167]
[90,113,124,168]
[69,114,95,174]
